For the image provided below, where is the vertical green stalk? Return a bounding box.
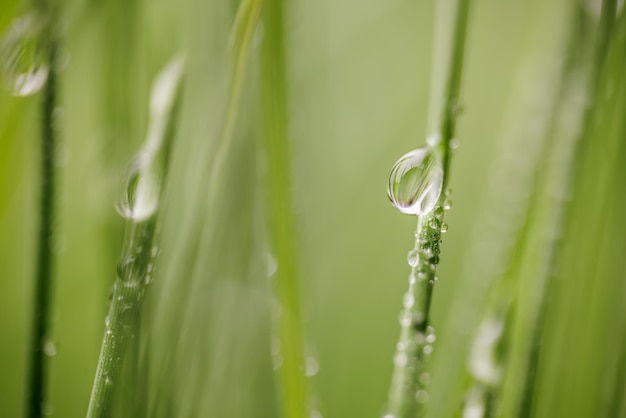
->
[86,57,184,418]
[516,1,618,416]
[260,0,308,417]
[25,1,58,417]
[386,0,470,416]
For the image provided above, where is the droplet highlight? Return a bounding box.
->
[0,14,49,96]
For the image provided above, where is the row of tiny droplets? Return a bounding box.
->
[386,194,451,417]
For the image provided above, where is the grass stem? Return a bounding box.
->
[24,3,58,417]
[386,0,470,416]
[260,0,309,416]
[86,57,184,418]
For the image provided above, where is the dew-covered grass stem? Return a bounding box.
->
[86,57,184,418]
[385,0,470,416]
[24,1,59,416]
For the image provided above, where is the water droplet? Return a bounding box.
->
[407,249,419,267]
[305,356,320,377]
[0,14,49,96]
[433,206,444,219]
[426,333,436,344]
[394,352,408,367]
[398,310,412,327]
[119,304,137,329]
[43,339,56,356]
[423,345,433,355]
[443,200,452,211]
[388,147,443,215]
[469,317,504,385]
[104,374,112,386]
[426,134,440,147]
[415,390,429,403]
[463,388,485,418]
[441,223,449,233]
[403,292,415,308]
[42,401,54,416]
[115,166,160,222]
[408,274,416,285]
[116,255,142,286]
[449,138,460,150]
[266,252,278,277]
[151,246,159,257]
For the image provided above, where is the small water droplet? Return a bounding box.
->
[426,333,436,344]
[443,200,452,211]
[398,310,413,327]
[426,134,440,147]
[305,356,320,377]
[433,206,444,219]
[151,246,159,257]
[449,138,460,150]
[43,339,56,357]
[394,352,408,367]
[388,147,444,215]
[407,249,419,267]
[0,14,49,96]
[266,252,278,277]
[396,342,406,351]
[423,345,433,355]
[403,292,415,308]
[116,255,142,286]
[408,274,417,285]
[441,223,448,233]
[42,401,54,416]
[119,304,137,329]
[104,374,112,386]
[415,389,430,403]
[115,166,160,222]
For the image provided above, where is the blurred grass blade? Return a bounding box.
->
[86,55,184,418]
[260,0,310,416]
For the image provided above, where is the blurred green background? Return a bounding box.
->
[1,0,625,417]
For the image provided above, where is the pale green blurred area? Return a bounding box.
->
[1,0,624,418]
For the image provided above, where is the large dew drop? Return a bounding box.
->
[387,147,443,215]
[115,56,184,222]
[0,14,49,96]
[115,166,160,222]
